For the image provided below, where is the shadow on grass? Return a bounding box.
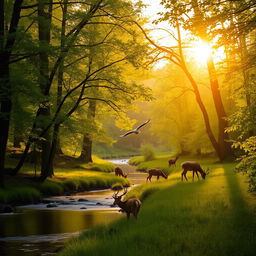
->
[224,167,256,255]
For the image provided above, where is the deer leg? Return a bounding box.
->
[157,175,159,180]
[147,174,152,182]
[126,212,130,219]
[193,171,195,181]
[182,171,188,181]
[196,171,199,180]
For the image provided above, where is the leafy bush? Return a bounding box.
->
[140,144,155,161]
[235,136,256,192]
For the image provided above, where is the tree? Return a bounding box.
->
[10,0,151,181]
[0,0,24,187]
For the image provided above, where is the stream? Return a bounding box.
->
[0,159,146,256]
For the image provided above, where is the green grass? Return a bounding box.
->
[1,169,130,204]
[129,154,217,176]
[77,155,115,172]
[60,162,256,256]
[0,186,41,204]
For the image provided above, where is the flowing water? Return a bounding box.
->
[0,159,146,256]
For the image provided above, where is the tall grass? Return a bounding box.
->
[0,187,41,204]
[1,170,130,205]
[60,163,256,256]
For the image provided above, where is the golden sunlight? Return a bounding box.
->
[191,41,212,65]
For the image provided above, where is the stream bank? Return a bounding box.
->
[0,159,146,256]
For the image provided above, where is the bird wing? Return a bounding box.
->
[135,119,151,130]
[119,130,136,137]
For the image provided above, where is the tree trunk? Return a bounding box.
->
[181,64,221,158]
[38,0,53,180]
[79,100,96,163]
[41,0,68,181]
[40,123,59,181]
[13,113,23,148]
[175,18,222,159]
[191,0,232,161]
[0,0,23,186]
[56,137,63,155]
[206,57,232,160]
[79,135,93,163]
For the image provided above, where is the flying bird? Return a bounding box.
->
[119,119,151,138]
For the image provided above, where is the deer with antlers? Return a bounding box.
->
[146,168,168,182]
[168,156,179,167]
[114,167,127,178]
[181,161,209,181]
[112,188,141,219]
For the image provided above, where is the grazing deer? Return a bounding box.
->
[146,168,168,182]
[168,156,179,167]
[112,188,141,219]
[181,161,209,181]
[114,167,127,178]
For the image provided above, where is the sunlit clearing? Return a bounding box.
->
[192,41,212,65]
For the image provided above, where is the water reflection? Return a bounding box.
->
[0,209,120,237]
[0,209,121,256]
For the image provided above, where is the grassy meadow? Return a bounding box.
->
[129,154,216,175]
[60,160,256,256]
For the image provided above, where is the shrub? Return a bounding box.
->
[235,136,256,192]
[140,144,155,161]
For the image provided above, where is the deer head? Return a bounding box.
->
[112,188,128,205]
[201,168,210,179]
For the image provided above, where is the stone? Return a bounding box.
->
[46,203,58,208]
[78,198,89,202]
[0,204,14,213]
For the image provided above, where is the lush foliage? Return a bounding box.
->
[235,137,256,192]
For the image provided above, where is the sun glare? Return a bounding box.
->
[192,41,212,65]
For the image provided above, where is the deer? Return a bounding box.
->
[181,161,209,181]
[146,168,168,182]
[112,188,141,219]
[168,156,179,167]
[114,167,127,178]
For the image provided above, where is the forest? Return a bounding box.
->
[0,0,256,256]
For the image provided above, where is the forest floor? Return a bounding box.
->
[60,159,256,256]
